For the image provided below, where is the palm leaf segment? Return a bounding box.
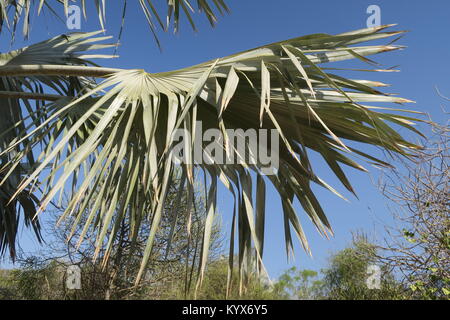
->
[0,30,116,259]
[0,0,229,46]
[0,25,423,289]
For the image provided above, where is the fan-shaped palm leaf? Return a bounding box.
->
[0,25,424,293]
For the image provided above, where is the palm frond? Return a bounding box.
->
[0,25,424,291]
[0,30,115,260]
[0,0,229,46]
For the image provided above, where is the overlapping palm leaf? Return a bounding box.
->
[0,30,115,259]
[0,25,424,292]
[0,0,229,45]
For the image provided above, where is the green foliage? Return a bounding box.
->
[0,269,16,299]
[273,267,324,299]
[0,258,64,300]
[272,239,407,300]
[165,259,283,300]
[0,257,281,300]
[321,240,404,300]
[408,273,450,300]
[2,237,443,300]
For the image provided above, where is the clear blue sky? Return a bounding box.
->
[1,0,449,278]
